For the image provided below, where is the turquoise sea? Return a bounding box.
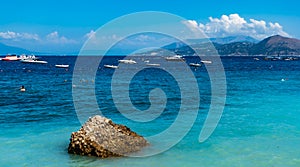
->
[0,56,300,167]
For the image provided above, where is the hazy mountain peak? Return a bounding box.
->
[250,35,300,55]
[0,43,32,55]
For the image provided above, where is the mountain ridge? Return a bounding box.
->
[0,43,33,55]
[250,35,300,55]
[145,35,300,56]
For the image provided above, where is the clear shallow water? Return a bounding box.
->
[0,56,300,166]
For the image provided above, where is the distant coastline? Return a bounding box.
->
[1,35,300,56]
[138,35,300,57]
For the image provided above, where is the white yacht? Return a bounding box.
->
[165,55,185,61]
[55,64,69,68]
[146,63,160,67]
[104,64,118,69]
[118,59,137,64]
[201,60,212,64]
[189,63,202,67]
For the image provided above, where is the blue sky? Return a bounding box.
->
[0,0,299,54]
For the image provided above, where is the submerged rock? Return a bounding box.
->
[68,115,148,158]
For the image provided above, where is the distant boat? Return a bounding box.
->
[146,63,160,67]
[1,54,20,61]
[264,56,273,60]
[284,57,298,61]
[284,57,293,61]
[201,60,212,64]
[264,56,283,61]
[55,64,69,68]
[20,59,48,64]
[254,58,259,61]
[104,64,118,69]
[165,55,185,61]
[189,63,202,67]
[118,59,137,64]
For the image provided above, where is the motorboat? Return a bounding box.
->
[55,64,69,68]
[20,59,48,64]
[284,57,293,61]
[146,63,160,67]
[284,57,298,61]
[165,55,185,61]
[1,54,20,61]
[1,54,39,61]
[104,64,118,69]
[201,60,212,64]
[118,59,137,64]
[189,63,202,67]
[264,56,283,61]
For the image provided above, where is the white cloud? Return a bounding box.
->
[183,14,290,39]
[182,20,199,32]
[134,34,156,42]
[0,31,39,40]
[84,30,164,44]
[46,31,77,44]
[84,30,96,39]
[46,31,59,40]
[0,30,77,44]
[84,30,123,42]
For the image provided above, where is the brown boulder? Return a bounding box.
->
[68,115,148,158]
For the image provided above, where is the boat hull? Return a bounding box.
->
[55,65,69,68]
[21,60,48,64]
[189,63,201,67]
[118,60,137,64]
[146,63,160,67]
[104,65,118,69]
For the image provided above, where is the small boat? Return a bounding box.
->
[254,58,259,61]
[201,60,212,64]
[265,55,283,61]
[284,57,297,61]
[189,63,202,67]
[1,54,20,61]
[264,56,273,60]
[20,59,48,64]
[165,55,185,61]
[146,63,160,67]
[118,59,137,64]
[104,65,118,69]
[55,64,69,68]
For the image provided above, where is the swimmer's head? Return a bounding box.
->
[20,85,26,92]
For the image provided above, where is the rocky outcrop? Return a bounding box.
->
[68,115,148,158]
